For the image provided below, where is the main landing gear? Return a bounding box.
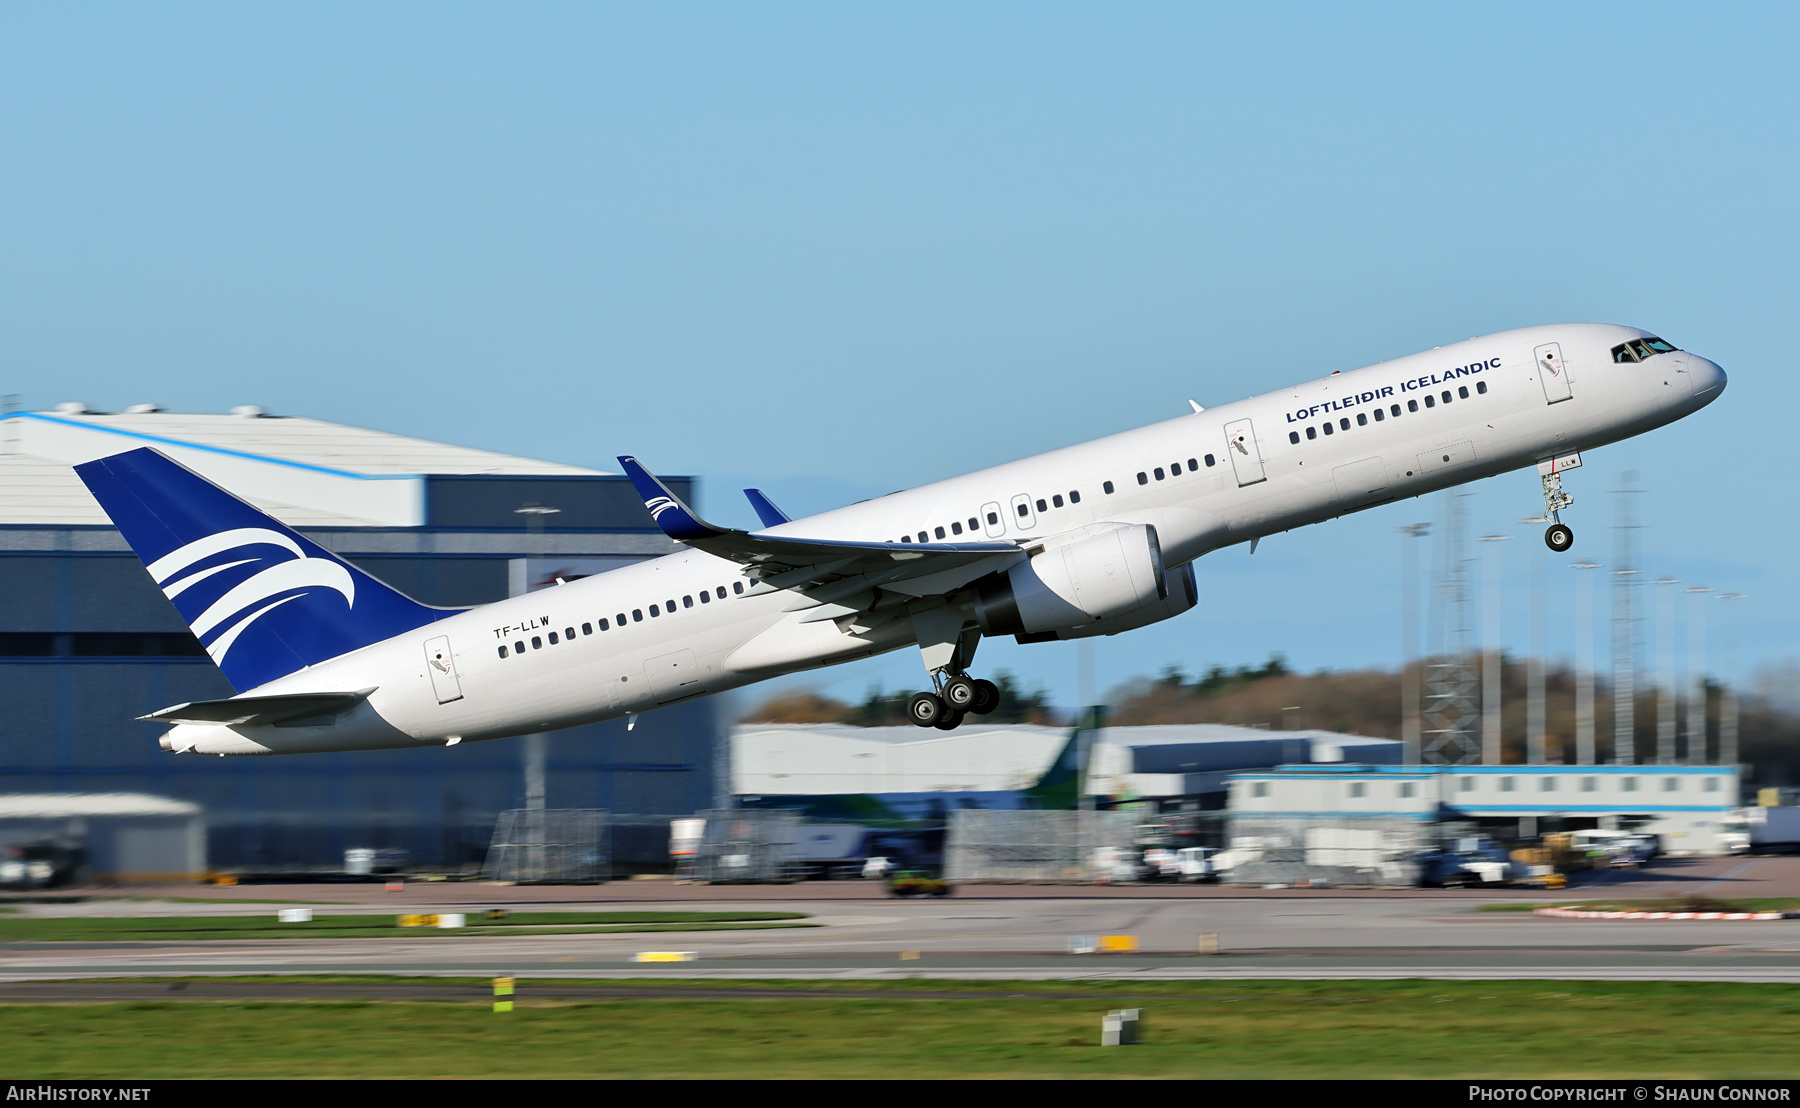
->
[1534,465,1577,552]
[908,675,1000,731]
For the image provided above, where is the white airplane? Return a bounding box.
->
[75,323,1724,755]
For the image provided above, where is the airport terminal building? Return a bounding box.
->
[0,406,724,874]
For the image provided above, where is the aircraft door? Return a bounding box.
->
[646,648,706,704]
[424,636,463,704]
[1223,419,1266,486]
[981,501,1005,538]
[1536,342,1572,403]
[1009,494,1037,533]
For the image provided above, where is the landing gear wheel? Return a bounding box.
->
[1545,523,1574,552]
[943,676,979,712]
[907,691,947,728]
[969,678,1000,716]
[933,709,967,732]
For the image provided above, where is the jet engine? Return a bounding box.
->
[974,523,1185,639]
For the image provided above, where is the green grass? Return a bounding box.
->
[1482,897,1800,913]
[0,911,810,942]
[4,979,1800,1078]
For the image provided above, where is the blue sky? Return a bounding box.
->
[2,4,1793,710]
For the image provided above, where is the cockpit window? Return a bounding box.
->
[1613,336,1679,363]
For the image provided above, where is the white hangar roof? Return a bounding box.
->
[0,406,606,528]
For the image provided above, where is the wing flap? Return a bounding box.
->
[617,456,1021,592]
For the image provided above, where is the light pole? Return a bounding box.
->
[514,504,562,820]
[1718,594,1745,772]
[1478,535,1510,765]
[1399,522,1430,765]
[1655,577,1681,765]
[1571,559,1602,765]
[1686,585,1712,763]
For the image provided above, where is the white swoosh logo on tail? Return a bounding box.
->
[147,527,356,663]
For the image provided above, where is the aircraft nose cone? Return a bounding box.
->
[1691,354,1727,398]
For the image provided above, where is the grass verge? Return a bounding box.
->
[0,911,810,942]
[3,979,1799,1078]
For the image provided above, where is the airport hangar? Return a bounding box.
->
[732,722,1406,809]
[0,405,725,875]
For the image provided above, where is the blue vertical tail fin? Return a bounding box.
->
[75,447,455,691]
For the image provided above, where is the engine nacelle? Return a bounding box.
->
[974,523,1168,637]
[1034,560,1197,640]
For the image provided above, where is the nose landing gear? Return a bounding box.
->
[1533,464,1577,552]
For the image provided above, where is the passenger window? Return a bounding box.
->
[683,595,693,608]
[733,582,744,595]
[1034,499,1047,513]
[988,510,1001,523]
[1051,494,1063,508]
[951,521,963,535]
[666,599,675,611]
[1204,454,1215,467]
[600,619,611,630]
[1103,482,1114,494]
[616,613,626,626]
[514,641,525,654]
[1373,409,1384,422]
[1476,381,1488,395]
[1137,472,1147,485]
[565,627,575,639]
[547,631,558,645]
[700,592,711,605]
[917,532,927,543]
[1424,395,1435,408]
[1441,391,1451,403]
[901,534,912,542]
[1069,491,1080,504]
[531,636,542,649]
[934,526,946,539]
[1339,418,1349,430]
[1289,431,1300,444]
[1169,462,1181,475]
[1153,468,1164,480]
[1458,386,1469,399]
[1322,423,1334,436]
[649,604,659,617]
[1357,413,1367,426]
[498,645,508,659]
[581,622,592,635]
[1306,427,1316,440]
[631,609,642,622]
[1187,458,1198,470]
[967,517,979,530]
[1408,399,1419,412]
[1017,502,1029,516]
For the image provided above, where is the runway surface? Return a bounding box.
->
[2,855,1794,987]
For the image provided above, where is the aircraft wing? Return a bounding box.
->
[140,689,377,727]
[617,457,1022,598]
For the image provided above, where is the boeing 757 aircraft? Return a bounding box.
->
[75,323,1724,755]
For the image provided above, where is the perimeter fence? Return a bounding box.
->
[481,808,608,883]
[687,808,807,883]
[1222,816,1430,886]
[943,809,1138,883]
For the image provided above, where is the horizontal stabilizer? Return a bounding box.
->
[744,488,791,528]
[140,688,376,727]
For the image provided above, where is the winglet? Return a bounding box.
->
[616,457,729,542]
[743,488,791,528]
